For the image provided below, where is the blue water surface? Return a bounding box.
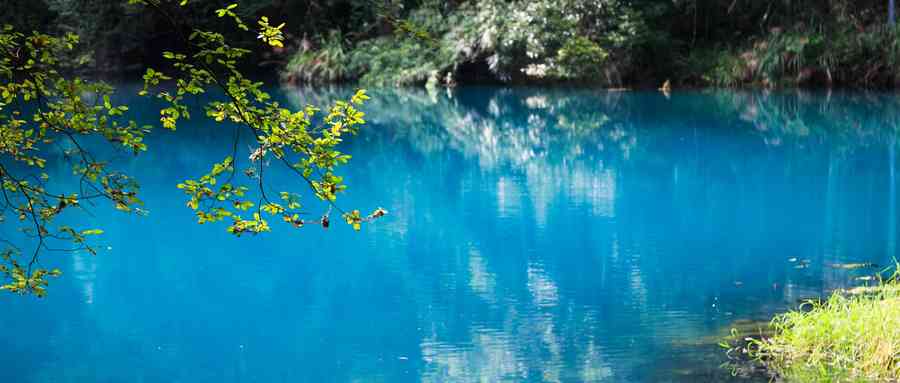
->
[2,86,898,382]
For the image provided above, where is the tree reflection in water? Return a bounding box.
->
[2,86,897,383]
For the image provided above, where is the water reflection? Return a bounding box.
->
[289,86,900,381]
[1,86,899,382]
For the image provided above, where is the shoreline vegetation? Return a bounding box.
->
[281,20,900,91]
[277,1,900,90]
[7,1,900,90]
[724,264,900,382]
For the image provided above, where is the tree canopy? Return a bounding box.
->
[0,0,386,297]
[4,1,900,87]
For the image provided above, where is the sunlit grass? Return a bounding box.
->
[749,268,900,382]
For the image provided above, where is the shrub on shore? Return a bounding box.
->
[687,26,900,88]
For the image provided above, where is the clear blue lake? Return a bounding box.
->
[2,86,897,382]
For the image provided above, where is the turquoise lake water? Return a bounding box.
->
[2,86,898,382]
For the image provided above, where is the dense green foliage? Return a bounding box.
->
[0,1,384,297]
[6,0,900,87]
[279,0,900,87]
[284,0,649,86]
[742,270,900,381]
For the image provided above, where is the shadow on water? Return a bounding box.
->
[2,85,899,382]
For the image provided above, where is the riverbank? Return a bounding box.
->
[9,0,899,91]
[281,3,900,90]
[727,270,900,382]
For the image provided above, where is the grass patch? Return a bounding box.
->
[742,267,900,382]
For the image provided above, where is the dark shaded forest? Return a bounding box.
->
[4,0,900,88]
